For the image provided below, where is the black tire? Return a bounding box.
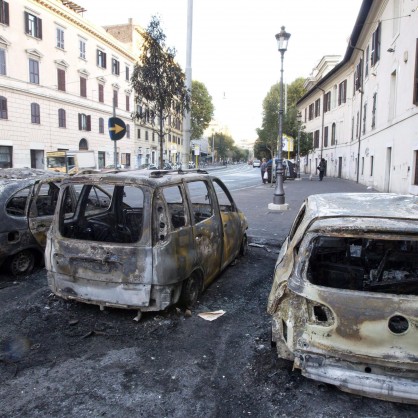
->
[240,234,248,256]
[179,275,202,308]
[7,249,35,276]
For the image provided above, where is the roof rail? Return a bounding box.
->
[149,168,208,178]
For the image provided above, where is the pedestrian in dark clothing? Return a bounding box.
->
[260,158,268,184]
[317,158,326,181]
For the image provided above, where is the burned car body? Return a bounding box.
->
[0,168,66,275]
[267,193,418,404]
[46,169,248,314]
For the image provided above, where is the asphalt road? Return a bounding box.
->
[1,166,416,417]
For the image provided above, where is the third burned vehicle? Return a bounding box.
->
[268,193,418,404]
[46,169,248,317]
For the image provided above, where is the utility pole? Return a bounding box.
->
[183,0,193,169]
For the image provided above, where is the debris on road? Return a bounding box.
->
[198,310,226,321]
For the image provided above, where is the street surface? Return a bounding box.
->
[1,165,417,417]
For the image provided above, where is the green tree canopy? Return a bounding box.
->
[131,16,190,167]
[191,80,214,140]
[255,77,312,160]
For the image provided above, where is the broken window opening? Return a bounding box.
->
[59,184,144,244]
[307,236,418,295]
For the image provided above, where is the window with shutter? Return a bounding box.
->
[31,103,40,124]
[58,108,66,128]
[29,59,39,84]
[25,12,42,39]
[324,126,328,147]
[371,23,381,66]
[0,95,7,119]
[80,77,87,97]
[57,69,65,91]
[98,84,104,103]
[0,48,5,75]
[97,50,106,68]
[414,152,418,185]
[126,95,130,111]
[0,1,9,25]
[414,39,418,105]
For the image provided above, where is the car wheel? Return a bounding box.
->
[7,250,35,276]
[240,234,248,256]
[179,275,202,308]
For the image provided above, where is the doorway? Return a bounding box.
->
[384,147,392,192]
[30,149,44,169]
[338,157,342,178]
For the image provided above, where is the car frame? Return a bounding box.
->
[267,193,418,404]
[46,169,248,316]
[0,168,67,276]
[252,159,261,168]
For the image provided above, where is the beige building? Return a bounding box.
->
[0,0,184,169]
[298,0,418,195]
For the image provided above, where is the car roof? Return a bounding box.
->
[305,193,418,221]
[0,168,65,186]
[62,169,216,187]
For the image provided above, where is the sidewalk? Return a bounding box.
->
[233,174,375,247]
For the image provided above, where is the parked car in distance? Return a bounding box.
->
[46,170,248,318]
[266,159,297,183]
[0,168,67,276]
[252,159,261,168]
[267,193,418,404]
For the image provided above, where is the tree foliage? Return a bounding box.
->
[131,16,190,167]
[255,77,312,160]
[191,80,214,140]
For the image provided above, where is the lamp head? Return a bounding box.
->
[275,26,291,52]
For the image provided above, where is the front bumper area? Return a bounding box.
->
[295,354,418,404]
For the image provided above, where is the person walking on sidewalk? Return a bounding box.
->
[260,158,268,184]
[317,158,326,181]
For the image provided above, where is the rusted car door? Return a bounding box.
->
[212,179,244,270]
[28,178,64,248]
[152,184,195,287]
[185,179,223,286]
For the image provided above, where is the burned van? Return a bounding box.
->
[0,168,66,276]
[268,193,418,404]
[46,169,248,316]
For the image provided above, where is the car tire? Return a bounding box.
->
[179,275,202,308]
[240,234,248,256]
[7,249,35,276]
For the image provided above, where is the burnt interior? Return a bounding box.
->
[307,236,418,295]
[59,184,144,244]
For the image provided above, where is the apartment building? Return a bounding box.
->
[298,0,418,195]
[0,0,184,169]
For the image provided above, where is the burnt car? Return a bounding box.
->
[46,169,248,317]
[0,168,66,276]
[267,193,418,404]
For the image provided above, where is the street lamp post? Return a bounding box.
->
[297,111,302,179]
[270,26,290,210]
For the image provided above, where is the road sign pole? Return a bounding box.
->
[113,100,117,168]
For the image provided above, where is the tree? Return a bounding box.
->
[255,77,312,160]
[191,80,214,140]
[131,16,190,168]
[212,132,234,162]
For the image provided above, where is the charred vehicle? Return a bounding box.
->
[46,169,248,317]
[267,193,418,404]
[0,168,66,276]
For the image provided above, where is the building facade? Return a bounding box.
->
[0,0,184,169]
[298,0,418,195]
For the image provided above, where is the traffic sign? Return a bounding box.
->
[108,117,126,141]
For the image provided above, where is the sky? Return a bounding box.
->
[81,0,363,143]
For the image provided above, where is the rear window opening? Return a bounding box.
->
[59,184,144,244]
[307,236,418,295]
